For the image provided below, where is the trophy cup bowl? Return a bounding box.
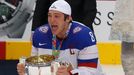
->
[26,54,55,66]
[24,54,55,75]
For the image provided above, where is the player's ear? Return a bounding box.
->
[65,16,72,22]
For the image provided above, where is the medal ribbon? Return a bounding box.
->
[51,23,72,58]
[52,35,63,58]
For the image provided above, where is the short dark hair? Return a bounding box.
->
[64,14,72,23]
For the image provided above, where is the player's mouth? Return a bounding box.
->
[51,25,58,33]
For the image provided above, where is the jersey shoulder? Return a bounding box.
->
[71,21,96,48]
[32,24,52,47]
[34,24,50,34]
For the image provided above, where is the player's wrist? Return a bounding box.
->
[69,71,78,75]
[69,71,72,75]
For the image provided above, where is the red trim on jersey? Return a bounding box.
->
[78,62,97,68]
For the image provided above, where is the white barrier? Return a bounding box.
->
[94,0,116,41]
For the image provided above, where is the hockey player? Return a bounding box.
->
[17,0,103,75]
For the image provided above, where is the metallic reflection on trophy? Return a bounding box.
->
[19,54,73,75]
[24,54,55,75]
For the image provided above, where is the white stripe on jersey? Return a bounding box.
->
[78,45,98,59]
[31,45,98,68]
[31,46,52,56]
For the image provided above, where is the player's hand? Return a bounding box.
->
[17,63,25,75]
[56,65,70,75]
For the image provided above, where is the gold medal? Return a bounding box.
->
[52,50,60,58]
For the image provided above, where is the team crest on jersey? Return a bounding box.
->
[73,27,82,34]
[39,26,49,33]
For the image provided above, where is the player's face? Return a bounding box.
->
[48,10,67,35]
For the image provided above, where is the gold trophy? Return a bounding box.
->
[19,54,55,75]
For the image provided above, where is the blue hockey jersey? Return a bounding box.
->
[32,21,103,75]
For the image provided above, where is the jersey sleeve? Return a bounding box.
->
[32,25,50,48]
[31,25,51,55]
[72,29,99,75]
